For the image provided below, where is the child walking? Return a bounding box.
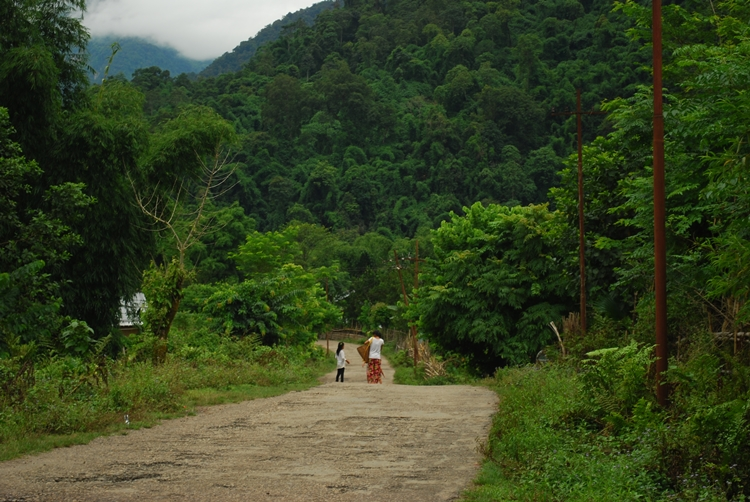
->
[335,342,350,382]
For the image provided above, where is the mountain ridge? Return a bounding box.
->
[87,36,213,82]
[199,0,336,77]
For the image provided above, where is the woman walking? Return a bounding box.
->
[335,342,350,382]
[366,330,385,384]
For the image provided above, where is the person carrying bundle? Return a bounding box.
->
[364,330,384,384]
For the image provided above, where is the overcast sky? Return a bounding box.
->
[84,0,319,60]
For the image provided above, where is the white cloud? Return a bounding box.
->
[84,0,319,60]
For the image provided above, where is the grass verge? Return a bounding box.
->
[460,362,740,502]
[1,346,335,462]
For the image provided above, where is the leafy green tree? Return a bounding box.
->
[0,107,93,352]
[1,1,159,340]
[233,227,301,277]
[204,264,341,346]
[0,0,89,157]
[412,202,573,372]
[53,81,156,337]
[262,74,310,139]
[187,202,256,283]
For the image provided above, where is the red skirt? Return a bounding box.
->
[367,358,383,384]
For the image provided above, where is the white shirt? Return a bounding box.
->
[336,349,347,369]
[368,337,384,360]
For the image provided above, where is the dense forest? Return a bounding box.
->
[200,0,336,77]
[137,0,646,236]
[3,0,750,497]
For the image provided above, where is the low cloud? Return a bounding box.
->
[84,0,318,60]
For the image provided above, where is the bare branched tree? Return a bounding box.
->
[129,129,238,362]
[130,144,238,268]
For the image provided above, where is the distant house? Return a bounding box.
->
[119,293,146,336]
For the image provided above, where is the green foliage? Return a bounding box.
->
[203,264,341,345]
[200,1,336,77]
[144,104,238,184]
[0,107,95,352]
[59,320,96,356]
[469,365,669,501]
[382,342,475,386]
[53,81,155,337]
[0,0,89,156]
[413,202,573,371]
[0,262,61,353]
[233,227,301,277]
[123,0,645,236]
[579,342,655,423]
[0,326,333,460]
[186,202,256,283]
[141,259,191,342]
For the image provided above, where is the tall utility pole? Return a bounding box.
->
[394,248,423,366]
[551,89,606,336]
[653,0,669,407]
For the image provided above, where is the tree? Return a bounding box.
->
[132,106,238,360]
[412,202,573,372]
[0,0,89,158]
[1,1,157,341]
[0,107,93,352]
[53,81,156,337]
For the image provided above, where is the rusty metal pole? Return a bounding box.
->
[325,277,330,354]
[394,250,419,367]
[653,0,669,407]
[576,89,587,336]
[414,241,419,290]
[551,92,605,336]
[413,241,420,364]
[394,250,409,306]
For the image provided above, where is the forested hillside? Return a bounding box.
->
[137,0,648,235]
[199,0,336,77]
[88,36,212,82]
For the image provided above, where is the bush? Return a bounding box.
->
[0,334,333,455]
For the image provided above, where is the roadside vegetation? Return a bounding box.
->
[0,320,334,461]
[461,326,750,501]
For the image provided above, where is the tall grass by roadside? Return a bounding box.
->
[382,342,476,385]
[461,338,750,501]
[1,316,335,461]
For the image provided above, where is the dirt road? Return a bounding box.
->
[0,343,498,501]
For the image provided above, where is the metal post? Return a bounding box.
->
[394,250,409,306]
[551,90,605,336]
[653,0,668,407]
[394,250,419,367]
[576,89,587,336]
[325,278,330,354]
[413,241,420,364]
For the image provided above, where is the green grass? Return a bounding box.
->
[458,364,737,502]
[1,347,336,462]
[0,414,178,462]
[459,365,664,501]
